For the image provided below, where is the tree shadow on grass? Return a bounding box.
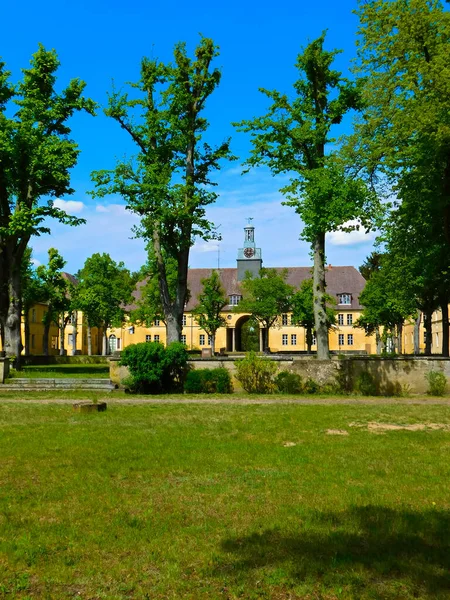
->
[217,505,450,597]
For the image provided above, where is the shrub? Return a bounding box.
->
[355,371,377,396]
[120,341,189,394]
[275,371,303,394]
[235,352,277,394]
[426,371,448,396]
[184,368,233,394]
[303,378,321,394]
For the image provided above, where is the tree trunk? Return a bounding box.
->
[24,309,30,356]
[211,334,215,355]
[376,328,382,354]
[313,231,329,360]
[59,314,65,356]
[102,331,108,356]
[397,322,403,355]
[3,264,23,367]
[440,299,449,357]
[265,326,270,353]
[414,312,422,355]
[306,325,313,354]
[43,322,50,356]
[71,311,78,356]
[424,308,432,356]
[87,325,92,356]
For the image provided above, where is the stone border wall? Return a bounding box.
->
[109,355,450,395]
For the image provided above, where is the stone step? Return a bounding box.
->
[2,378,115,392]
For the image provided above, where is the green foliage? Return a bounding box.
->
[238,269,294,351]
[355,371,378,396]
[240,318,260,352]
[73,253,133,329]
[303,378,321,394]
[275,371,303,394]
[0,45,95,358]
[425,371,448,397]
[36,248,70,325]
[184,368,233,394]
[235,352,278,394]
[90,38,234,343]
[120,342,189,394]
[291,278,336,351]
[192,271,227,353]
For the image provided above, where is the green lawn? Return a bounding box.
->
[9,364,110,379]
[1,402,450,599]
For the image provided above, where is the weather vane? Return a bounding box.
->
[246,217,254,225]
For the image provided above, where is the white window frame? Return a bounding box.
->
[199,334,205,346]
[282,314,288,326]
[154,319,160,327]
[347,334,354,346]
[291,334,297,346]
[282,334,288,346]
[181,334,186,345]
[154,334,160,342]
[338,334,344,346]
[347,314,353,325]
[338,314,344,326]
[182,315,187,327]
[145,335,151,342]
[338,294,352,305]
[207,335,212,346]
[312,334,317,345]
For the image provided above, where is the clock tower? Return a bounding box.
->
[237,221,263,281]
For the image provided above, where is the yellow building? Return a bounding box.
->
[109,225,374,354]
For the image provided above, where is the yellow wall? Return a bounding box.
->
[109,308,375,353]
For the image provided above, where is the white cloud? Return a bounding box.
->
[30,258,41,267]
[53,199,85,214]
[194,241,220,253]
[327,221,376,247]
[95,205,110,213]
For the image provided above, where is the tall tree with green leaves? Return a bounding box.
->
[291,278,336,354]
[0,46,95,365]
[91,37,233,345]
[74,253,133,355]
[235,34,377,359]
[192,270,228,355]
[36,248,70,356]
[238,269,294,352]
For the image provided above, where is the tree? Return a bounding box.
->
[74,254,133,355]
[0,46,95,365]
[192,270,228,354]
[238,269,294,352]
[359,252,383,281]
[291,278,336,354]
[36,248,70,356]
[235,34,377,360]
[91,37,233,345]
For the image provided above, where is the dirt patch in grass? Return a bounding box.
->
[325,429,349,436]
[350,422,450,433]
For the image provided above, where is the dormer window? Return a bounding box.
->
[338,294,352,305]
[229,294,242,306]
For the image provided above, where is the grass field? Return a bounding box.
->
[9,364,110,379]
[1,401,450,599]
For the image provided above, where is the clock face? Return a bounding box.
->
[244,247,255,258]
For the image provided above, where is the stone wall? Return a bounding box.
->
[0,357,10,383]
[109,355,450,395]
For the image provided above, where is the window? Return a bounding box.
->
[51,336,58,350]
[182,315,187,327]
[181,334,186,345]
[117,339,121,350]
[424,331,427,344]
[68,333,74,346]
[31,308,36,323]
[282,334,288,346]
[347,334,354,346]
[70,313,77,324]
[338,294,352,305]
[128,326,135,334]
[199,334,205,346]
[146,335,151,342]
[208,335,212,346]
[282,314,288,326]
[338,334,344,346]
[154,319,160,327]
[338,314,344,326]
[312,334,317,345]
[31,334,35,349]
[347,314,353,325]
[291,334,297,346]
[154,335,160,342]
[229,295,242,306]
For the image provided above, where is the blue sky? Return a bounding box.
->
[3,0,376,274]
